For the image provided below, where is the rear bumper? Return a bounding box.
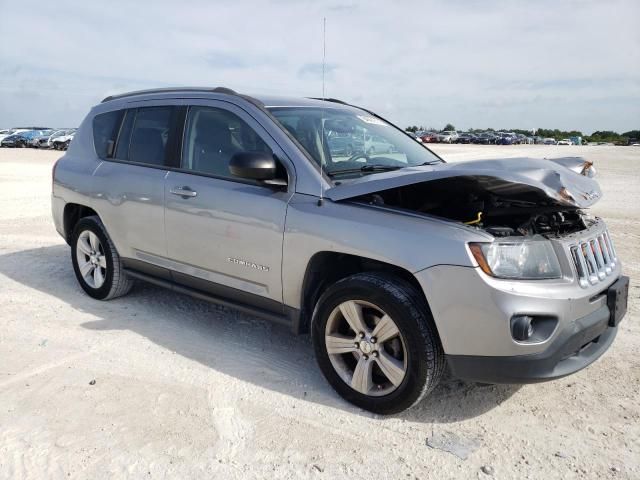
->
[51,193,67,241]
[447,304,618,384]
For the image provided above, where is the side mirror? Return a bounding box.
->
[229,151,277,181]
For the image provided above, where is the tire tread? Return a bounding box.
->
[74,215,133,300]
[312,272,444,414]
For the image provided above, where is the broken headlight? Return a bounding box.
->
[469,236,562,279]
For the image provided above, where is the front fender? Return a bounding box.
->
[281,194,489,308]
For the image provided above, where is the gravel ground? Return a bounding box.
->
[0,145,638,479]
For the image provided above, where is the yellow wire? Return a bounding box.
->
[464,212,483,225]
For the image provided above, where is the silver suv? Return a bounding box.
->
[52,87,628,414]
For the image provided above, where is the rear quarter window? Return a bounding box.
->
[93,110,124,159]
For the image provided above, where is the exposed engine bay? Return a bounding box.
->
[359,176,589,237]
[327,156,600,239]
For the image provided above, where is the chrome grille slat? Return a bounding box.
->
[603,232,616,267]
[571,246,589,288]
[590,239,606,280]
[597,235,612,275]
[583,242,599,284]
[605,231,618,261]
[571,228,617,288]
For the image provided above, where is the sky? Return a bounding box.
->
[0,0,638,134]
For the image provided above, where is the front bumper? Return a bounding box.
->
[446,303,618,383]
[416,216,627,383]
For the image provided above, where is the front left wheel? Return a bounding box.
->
[312,272,444,414]
[71,216,133,300]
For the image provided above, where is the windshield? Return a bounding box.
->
[268,106,442,178]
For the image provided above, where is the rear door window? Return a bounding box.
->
[126,107,173,166]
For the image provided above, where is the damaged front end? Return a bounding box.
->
[326,157,601,239]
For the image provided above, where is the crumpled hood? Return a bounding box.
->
[325,157,601,208]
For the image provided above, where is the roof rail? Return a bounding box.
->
[101,86,239,103]
[308,97,348,105]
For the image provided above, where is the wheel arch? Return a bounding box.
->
[296,251,430,335]
[62,203,99,245]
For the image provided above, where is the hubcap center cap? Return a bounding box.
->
[359,340,373,354]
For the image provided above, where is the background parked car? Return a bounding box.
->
[327,131,364,156]
[0,129,16,142]
[473,132,495,144]
[419,131,439,143]
[52,131,76,150]
[502,134,514,145]
[2,127,55,147]
[443,130,458,142]
[557,139,572,145]
[364,134,395,154]
[543,137,557,145]
[1,131,40,148]
[437,132,452,143]
[405,131,419,140]
[1,134,21,148]
[455,132,476,144]
[31,130,67,148]
[437,130,458,143]
[29,130,55,147]
[0,128,32,144]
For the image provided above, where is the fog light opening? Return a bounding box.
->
[512,315,534,341]
[510,315,558,343]
[527,322,534,338]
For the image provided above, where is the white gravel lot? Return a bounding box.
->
[0,145,638,479]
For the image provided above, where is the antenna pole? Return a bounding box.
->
[318,17,326,207]
[322,16,326,100]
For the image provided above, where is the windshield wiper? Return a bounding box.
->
[416,160,443,166]
[327,165,402,177]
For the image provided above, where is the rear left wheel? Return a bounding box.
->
[71,216,133,300]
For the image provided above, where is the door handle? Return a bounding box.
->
[170,186,198,198]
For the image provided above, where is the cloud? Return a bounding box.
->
[204,52,249,70]
[0,0,638,133]
[298,63,338,80]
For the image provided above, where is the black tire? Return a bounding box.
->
[311,272,444,414]
[71,216,133,300]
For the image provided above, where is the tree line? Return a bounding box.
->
[405,124,640,145]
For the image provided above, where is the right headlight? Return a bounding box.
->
[469,236,562,280]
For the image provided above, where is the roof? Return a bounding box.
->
[100,86,356,110]
[253,95,352,108]
[101,86,239,103]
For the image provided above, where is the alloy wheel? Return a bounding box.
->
[325,300,407,397]
[76,230,107,289]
